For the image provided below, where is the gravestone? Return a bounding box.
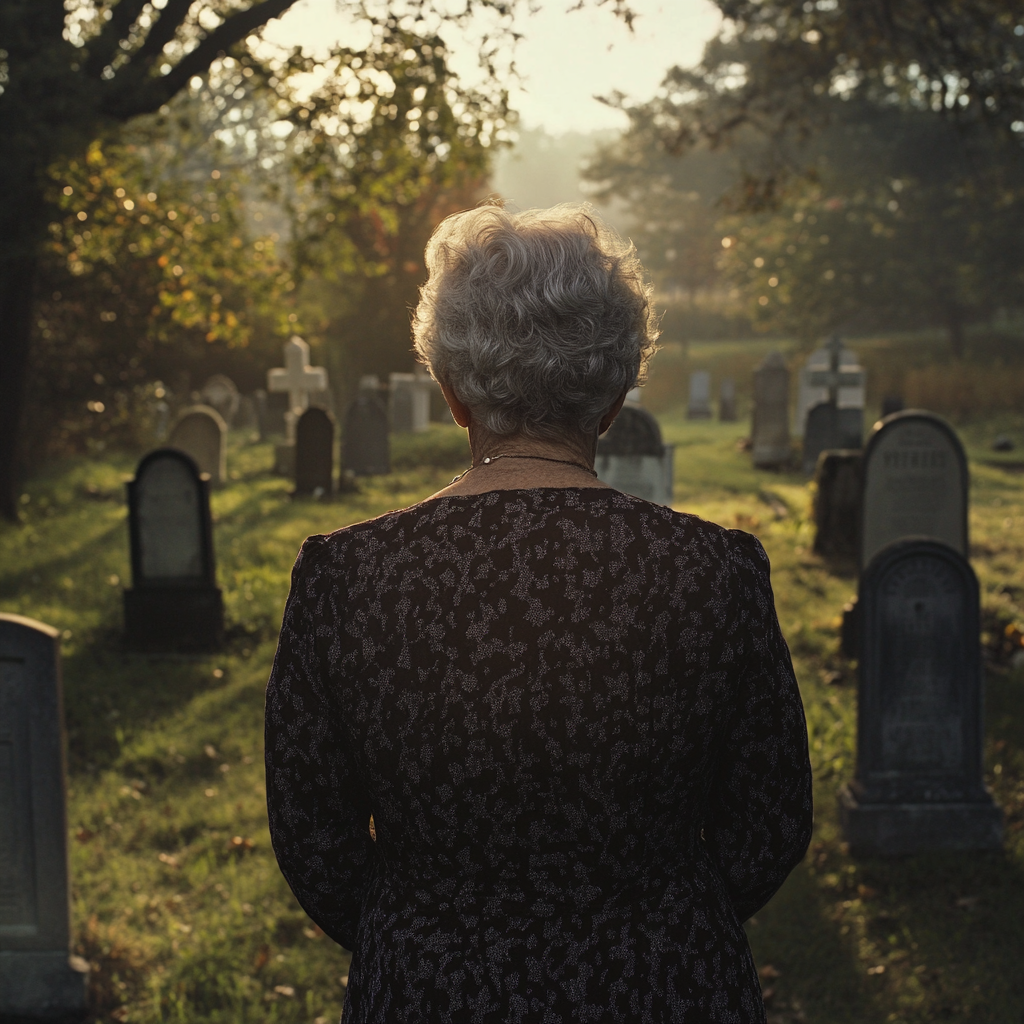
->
[389,372,432,433]
[861,411,968,570]
[595,405,675,506]
[153,399,170,441]
[0,614,90,1019]
[812,450,861,560]
[795,334,866,437]
[839,540,1002,855]
[719,378,737,422]
[751,352,791,468]
[235,394,258,433]
[295,407,335,495]
[343,393,390,476]
[802,402,864,475]
[123,449,223,649]
[168,405,227,486]
[686,371,712,420]
[200,374,240,427]
[267,336,329,476]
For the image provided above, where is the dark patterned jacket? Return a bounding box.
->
[266,488,813,1023]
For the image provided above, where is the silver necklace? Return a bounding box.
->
[450,453,598,485]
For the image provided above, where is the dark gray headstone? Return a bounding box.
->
[751,352,790,468]
[0,614,89,1017]
[719,378,737,422]
[840,540,1002,855]
[343,394,390,476]
[595,406,674,505]
[686,371,712,420]
[295,407,335,495]
[861,411,968,570]
[123,449,223,649]
[598,405,663,456]
[168,405,227,486]
[802,402,863,474]
[813,450,862,560]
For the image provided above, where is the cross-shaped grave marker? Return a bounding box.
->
[267,336,328,441]
[807,334,862,404]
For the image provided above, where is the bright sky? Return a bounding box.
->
[263,0,722,135]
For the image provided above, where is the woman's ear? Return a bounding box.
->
[598,389,629,436]
[439,382,472,429]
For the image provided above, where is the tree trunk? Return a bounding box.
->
[0,186,45,522]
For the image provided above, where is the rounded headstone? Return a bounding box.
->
[168,405,227,486]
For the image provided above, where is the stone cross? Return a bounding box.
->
[267,336,328,441]
[807,334,862,404]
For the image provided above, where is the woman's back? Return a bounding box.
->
[266,489,812,1023]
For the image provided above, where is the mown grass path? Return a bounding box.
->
[1,415,1021,1023]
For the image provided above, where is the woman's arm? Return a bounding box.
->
[704,534,813,923]
[265,537,374,950]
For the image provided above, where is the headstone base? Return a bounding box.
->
[752,444,791,469]
[719,399,737,422]
[274,443,295,477]
[839,786,1002,856]
[124,586,224,650]
[686,405,712,420]
[0,951,88,1020]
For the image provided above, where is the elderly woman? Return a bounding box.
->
[266,204,812,1023]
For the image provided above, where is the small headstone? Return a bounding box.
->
[881,395,904,419]
[795,335,866,437]
[719,378,737,422]
[295,407,335,495]
[812,450,861,560]
[802,402,863,475]
[123,449,223,649]
[235,394,258,433]
[840,540,1002,855]
[992,434,1014,453]
[200,374,240,427]
[168,405,227,486]
[153,399,170,441]
[262,392,288,439]
[751,352,791,468]
[595,405,675,506]
[861,411,968,569]
[267,336,329,474]
[389,373,432,433]
[686,371,712,420]
[342,393,390,476]
[0,614,90,1018]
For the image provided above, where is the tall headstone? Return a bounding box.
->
[123,449,223,649]
[795,334,866,437]
[812,450,861,560]
[0,614,89,1018]
[802,402,864,475]
[168,405,227,486]
[389,373,432,433]
[686,371,712,420]
[200,374,240,427]
[751,352,791,469]
[860,411,968,570]
[840,540,1002,855]
[343,392,390,477]
[595,406,675,506]
[719,378,737,422]
[294,407,335,495]
[267,336,329,476]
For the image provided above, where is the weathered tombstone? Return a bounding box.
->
[839,540,1002,855]
[167,405,227,486]
[719,377,737,422]
[860,411,968,570]
[813,450,862,560]
[123,449,224,649]
[0,614,90,1019]
[795,334,866,437]
[342,392,390,476]
[880,395,904,419]
[235,394,258,433]
[802,401,864,475]
[751,352,791,469]
[200,374,240,427]
[294,407,335,495]
[389,372,432,433]
[595,405,675,506]
[267,336,329,477]
[686,371,712,420]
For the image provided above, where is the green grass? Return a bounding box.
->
[2,385,1023,1022]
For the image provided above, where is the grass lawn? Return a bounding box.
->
[1,388,1022,1022]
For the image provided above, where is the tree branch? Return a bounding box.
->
[83,0,150,79]
[131,0,202,65]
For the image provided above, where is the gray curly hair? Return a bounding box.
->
[412,203,659,440]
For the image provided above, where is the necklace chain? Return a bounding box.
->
[450,452,598,484]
